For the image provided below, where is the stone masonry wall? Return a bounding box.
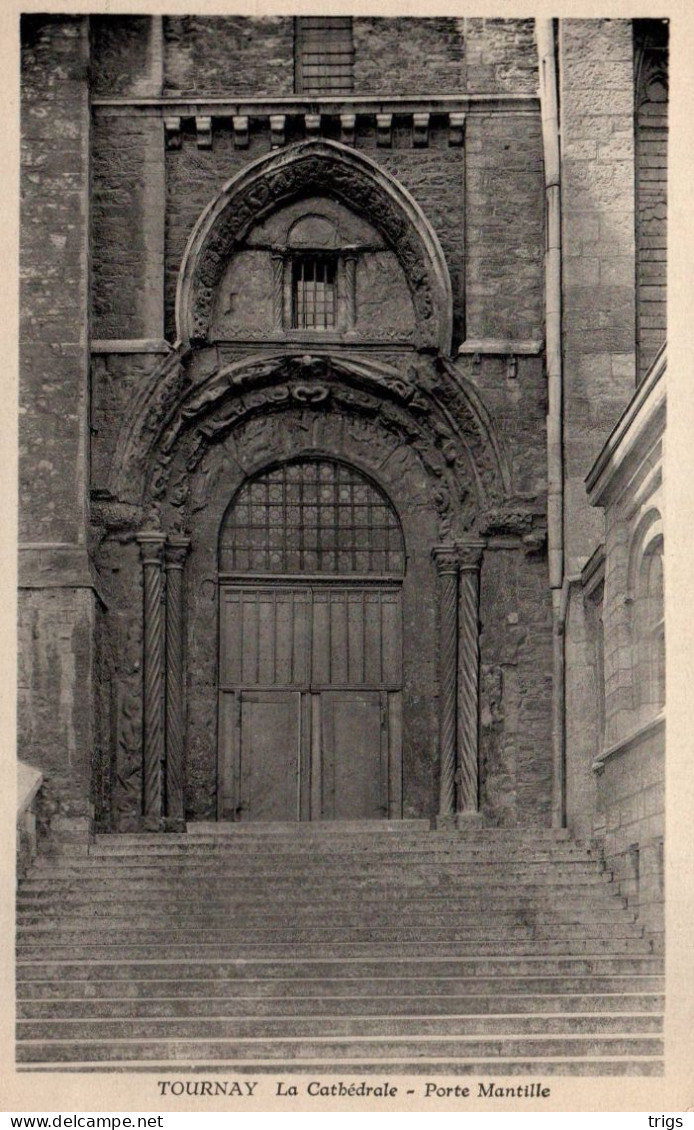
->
[559,19,637,573]
[90,16,157,97]
[463,19,538,95]
[20,16,90,543]
[17,588,96,820]
[353,18,465,93]
[91,113,165,341]
[464,111,544,341]
[19,16,98,824]
[593,727,664,944]
[564,584,601,841]
[479,547,553,825]
[163,17,294,96]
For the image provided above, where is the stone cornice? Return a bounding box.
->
[586,343,666,508]
[92,94,537,114]
[18,544,108,607]
[92,339,172,355]
[592,712,665,774]
[457,338,543,356]
[93,95,538,149]
[580,543,606,597]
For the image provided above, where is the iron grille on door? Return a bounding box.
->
[219,459,406,576]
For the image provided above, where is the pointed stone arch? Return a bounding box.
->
[175,139,454,352]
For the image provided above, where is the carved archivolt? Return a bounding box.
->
[108,351,510,539]
[175,140,453,352]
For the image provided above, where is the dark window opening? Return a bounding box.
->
[292,257,336,330]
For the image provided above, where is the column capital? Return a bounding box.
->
[456,540,486,571]
[136,530,167,565]
[432,545,461,575]
[165,536,191,570]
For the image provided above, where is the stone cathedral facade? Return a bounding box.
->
[18,17,667,939]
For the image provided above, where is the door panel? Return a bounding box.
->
[321,691,386,820]
[218,584,402,821]
[238,691,301,821]
[220,587,311,688]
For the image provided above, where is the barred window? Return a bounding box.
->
[292,256,336,330]
[219,459,405,576]
[295,17,354,95]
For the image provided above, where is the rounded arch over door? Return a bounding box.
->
[217,456,406,823]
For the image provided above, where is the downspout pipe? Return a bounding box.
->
[536,19,566,828]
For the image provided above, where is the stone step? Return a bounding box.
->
[16,956,662,980]
[16,891,628,913]
[31,857,608,877]
[71,822,574,837]
[130,824,571,839]
[17,992,664,1018]
[15,821,659,1073]
[13,1056,663,1076]
[17,1013,664,1041]
[15,1034,664,1065]
[188,820,434,834]
[86,842,593,859]
[14,894,637,922]
[16,920,647,945]
[18,878,617,900]
[16,939,654,961]
[16,916,636,936]
[16,975,664,999]
[22,864,611,884]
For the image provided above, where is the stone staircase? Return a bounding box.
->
[15,822,664,1074]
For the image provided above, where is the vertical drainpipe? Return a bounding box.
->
[536,20,566,828]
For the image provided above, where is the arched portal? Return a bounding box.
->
[216,457,406,822]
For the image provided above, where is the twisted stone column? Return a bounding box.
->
[456,541,485,815]
[344,253,357,330]
[271,253,285,331]
[137,531,167,823]
[433,547,460,820]
[165,536,190,824]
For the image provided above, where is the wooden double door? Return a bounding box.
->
[217,584,403,821]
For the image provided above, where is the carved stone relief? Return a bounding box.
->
[176,141,453,351]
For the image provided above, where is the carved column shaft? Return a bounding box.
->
[456,543,484,814]
[434,548,460,819]
[271,254,285,331]
[137,532,167,822]
[344,253,357,330]
[165,537,190,823]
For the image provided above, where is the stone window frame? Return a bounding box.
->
[275,246,359,337]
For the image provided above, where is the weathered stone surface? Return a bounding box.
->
[20,16,90,545]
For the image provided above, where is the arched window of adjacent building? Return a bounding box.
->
[295,17,354,95]
[634,535,665,713]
